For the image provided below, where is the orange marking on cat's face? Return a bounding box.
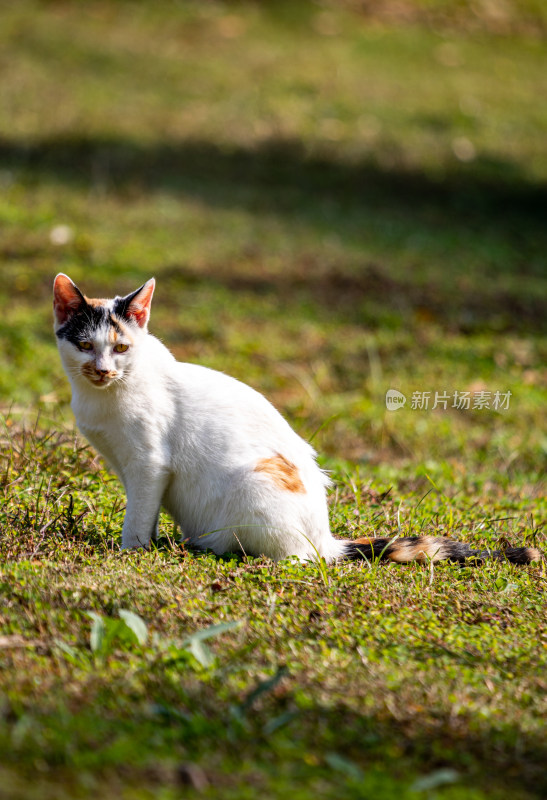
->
[81,362,118,386]
[81,363,96,378]
[254,454,305,493]
[84,296,108,308]
[110,314,136,345]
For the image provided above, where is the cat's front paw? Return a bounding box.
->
[121,534,151,550]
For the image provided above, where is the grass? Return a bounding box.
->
[0,1,546,798]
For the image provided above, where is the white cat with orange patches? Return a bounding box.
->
[53,274,541,566]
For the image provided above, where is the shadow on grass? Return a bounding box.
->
[2,133,546,332]
[2,133,546,228]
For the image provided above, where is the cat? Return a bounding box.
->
[53,274,541,565]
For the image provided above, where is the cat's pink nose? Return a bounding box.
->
[95,367,110,376]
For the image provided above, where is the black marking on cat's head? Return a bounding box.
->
[112,285,146,320]
[112,279,155,329]
[55,302,114,348]
[54,274,155,342]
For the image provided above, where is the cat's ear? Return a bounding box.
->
[53,273,86,325]
[115,278,155,329]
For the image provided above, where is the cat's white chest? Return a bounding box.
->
[72,383,173,482]
[76,408,128,479]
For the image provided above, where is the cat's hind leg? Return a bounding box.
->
[198,461,342,562]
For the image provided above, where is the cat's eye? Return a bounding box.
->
[113,343,129,353]
[79,341,93,351]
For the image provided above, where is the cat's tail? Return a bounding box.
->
[343,535,542,565]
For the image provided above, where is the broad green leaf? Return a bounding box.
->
[118,609,148,645]
[86,612,105,654]
[181,620,243,668]
[412,768,460,792]
[187,639,214,668]
[324,753,363,781]
[182,620,243,647]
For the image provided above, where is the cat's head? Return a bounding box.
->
[53,274,155,389]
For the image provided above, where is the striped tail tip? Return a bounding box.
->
[344,536,543,565]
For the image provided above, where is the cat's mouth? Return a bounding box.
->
[83,371,118,388]
[80,363,118,387]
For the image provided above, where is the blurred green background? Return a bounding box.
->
[1,0,546,473]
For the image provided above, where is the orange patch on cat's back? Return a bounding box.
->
[254,454,305,493]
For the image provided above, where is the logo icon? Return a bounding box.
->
[386,389,407,411]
